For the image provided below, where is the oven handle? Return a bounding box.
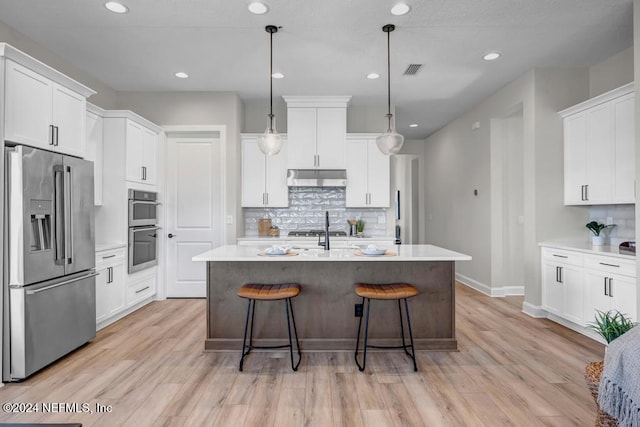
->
[130,200,161,206]
[130,226,162,233]
[26,271,99,295]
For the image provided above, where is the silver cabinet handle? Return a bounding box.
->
[49,125,55,145]
[599,262,620,268]
[584,184,589,201]
[135,286,150,294]
[102,254,116,259]
[552,254,568,258]
[54,126,59,146]
[609,278,613,298]
[604,277,608,296]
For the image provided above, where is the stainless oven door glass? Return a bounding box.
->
[128,226,160,273]
[128,199,158,227]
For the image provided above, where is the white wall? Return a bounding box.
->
[634,0,640,323]
[0,21,118,109]
[116,92,244,243]
[589,47,634,98]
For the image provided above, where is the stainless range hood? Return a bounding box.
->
[287,169,347,187]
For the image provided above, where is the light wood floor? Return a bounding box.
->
[0,283,603,426]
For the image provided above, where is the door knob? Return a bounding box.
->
[168,233,177,238]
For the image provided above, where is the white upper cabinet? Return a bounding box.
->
[241,134,288,207]
[2,47,95,158]
[560,83,634,205]
[284,96,351,170]
[124,119,159,186]
[345,135,390,208]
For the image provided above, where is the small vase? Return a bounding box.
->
[591,235,605,246]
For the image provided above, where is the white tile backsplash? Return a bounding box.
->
[243,187,388,236]
[589,204,635,245]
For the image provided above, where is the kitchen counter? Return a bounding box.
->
[193,244,471,351]
[539,241,635,259]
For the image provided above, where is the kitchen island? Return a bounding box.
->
[193,244,471,351]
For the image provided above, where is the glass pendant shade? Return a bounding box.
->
[260,117,283,155]
[376,128,404,155]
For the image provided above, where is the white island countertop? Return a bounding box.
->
[193,244,472,262]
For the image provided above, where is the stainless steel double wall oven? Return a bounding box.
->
[128,189,160,273]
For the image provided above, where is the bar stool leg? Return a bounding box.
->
[285,297,302,371]
[354,296,365,370]
[288,298,302,370]
[404,298,417,372]
[239,299,254,372]
[356,298,372,372]
[398,299,407,355]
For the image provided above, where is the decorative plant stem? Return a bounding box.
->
[588,309,636,343]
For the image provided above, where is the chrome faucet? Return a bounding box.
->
[318,211,330,250]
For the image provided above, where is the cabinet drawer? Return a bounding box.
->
[541,248,583,267]
[96,247,126,266]
[126,277,156,306]
[584,254,636,277]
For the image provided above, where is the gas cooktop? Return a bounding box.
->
[288,229,348,237]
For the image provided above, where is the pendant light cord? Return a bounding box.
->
[269,28,274,130]
[382,24,395,132]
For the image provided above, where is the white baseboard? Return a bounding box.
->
[546,313,605,344]
[96,296,155,331]
[456,273,525,297]
[522,301,547,318]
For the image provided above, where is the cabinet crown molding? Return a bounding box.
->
[282,95,351,108]
[559,82,634,118]
[102,109,162,133]
[0,43,96,98]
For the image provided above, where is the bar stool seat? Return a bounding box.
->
[237,283,302,372]
[354,282,418,372]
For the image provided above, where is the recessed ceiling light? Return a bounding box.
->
[483,52,501,61]
[175,72,189,79]
[104,1,128,14]
[272,72,284,79]
[248,2,269,14]
[391,3,411,16]
[367,73,380,79]
[409,124,418,128]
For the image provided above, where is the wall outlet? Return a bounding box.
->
[606,216,614,225]
[354,303,363,317]
[226,215,233,225]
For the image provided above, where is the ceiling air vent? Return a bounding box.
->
[403,64,422,76]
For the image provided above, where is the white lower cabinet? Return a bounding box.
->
[95,248,126,326]
[540,245,637,333]
[126,268,157,308]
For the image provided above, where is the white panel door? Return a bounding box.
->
[287,108,317,169]
[166,135,223,297]
[52,83,86,157]
[613,94,635,203]
[316,107,346,169]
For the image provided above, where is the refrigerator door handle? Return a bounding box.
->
[64,166,73,264]
[54,166,65,263]
[25,271,99,295]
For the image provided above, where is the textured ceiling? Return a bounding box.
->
[0,0,633,139]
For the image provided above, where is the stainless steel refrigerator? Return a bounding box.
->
[3,145,96,381]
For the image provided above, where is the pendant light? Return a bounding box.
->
[259,25,283,156]
[376,24,404,155]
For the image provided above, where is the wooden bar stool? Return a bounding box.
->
[354,283,418,372]
[237,283,302,372]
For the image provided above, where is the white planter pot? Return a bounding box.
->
[591,235,605,246]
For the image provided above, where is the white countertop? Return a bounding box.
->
[539,241,635,260]
[238,235,396,242]
[192,244,472,262]
[96,242,127,252]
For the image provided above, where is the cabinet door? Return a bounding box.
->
[287,108,317,169]
[52,84,86,157]
[241,137,267,207]
[4,60,53,149]
[265,138,289,207]
[345,139,369,207]
[107,262,126,317]
[585,270,613,324]
[95,265,109,323]
[562,265,585,326]
[125,120,145,183]
[316,108,346,169]
[85,111,103,205]
[542,262,564,315]
[613,94,635,203]
[564,113,587,205]
[141,128,158,185]
[367,141,390,207]
[610,274,636,323]
[585,104,613,204]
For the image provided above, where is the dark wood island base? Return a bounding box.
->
[204,260,457,351]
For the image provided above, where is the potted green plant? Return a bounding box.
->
[586,221,615,246]
[588,309,636,344]
[356,219,365,235]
